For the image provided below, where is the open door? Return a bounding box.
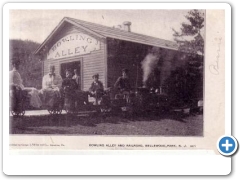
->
[60,60,81,88]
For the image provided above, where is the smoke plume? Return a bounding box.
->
[141,51,160,86]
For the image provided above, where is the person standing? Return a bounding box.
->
[72,69,81,90]
[62,69,78,112]
[72,69,89,109]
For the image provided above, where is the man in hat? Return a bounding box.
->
[40,65,63,108]
[9,58,42,109]
[89,73,104,105]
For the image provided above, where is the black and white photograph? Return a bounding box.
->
[9,9,204,136]
[3,2,233,176]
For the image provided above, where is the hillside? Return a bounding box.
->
[9,39,42,89]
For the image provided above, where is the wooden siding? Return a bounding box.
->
[43,23,106,91]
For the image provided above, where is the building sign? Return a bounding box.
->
[47,33,100,60]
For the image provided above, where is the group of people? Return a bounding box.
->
[9,58,132,112]
[87,68,132,105]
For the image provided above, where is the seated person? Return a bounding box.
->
[89,73,104,105]
[114,68,131,92]
[9,58,42,109]
[62,69,78,112]
[39,65,62,108]
[114,68,132,100]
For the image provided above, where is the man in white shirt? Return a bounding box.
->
[40,65,63,108]
[9,59,42,108]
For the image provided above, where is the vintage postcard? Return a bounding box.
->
[3,2,232,175]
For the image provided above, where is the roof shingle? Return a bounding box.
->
[67,17,178,50]
[35,17,179,55]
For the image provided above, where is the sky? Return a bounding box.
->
[9,9,194,44]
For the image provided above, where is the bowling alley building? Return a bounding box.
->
[35,17,198,91]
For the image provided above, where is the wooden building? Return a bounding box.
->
[35,17,200,94]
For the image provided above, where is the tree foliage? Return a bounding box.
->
[172,10,205,56]
[9,39,42,89]
[164,10,205,106]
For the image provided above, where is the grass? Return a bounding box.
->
[10,111,203,136]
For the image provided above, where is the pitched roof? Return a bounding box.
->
[35,17,178,55]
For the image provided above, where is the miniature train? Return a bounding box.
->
[10,85,172,117]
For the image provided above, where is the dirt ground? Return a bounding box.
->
[10,110,203,136]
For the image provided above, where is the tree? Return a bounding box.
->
[172,10,205,56]
[164,10,205,106]
[9,39,42,89]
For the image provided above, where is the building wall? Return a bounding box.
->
[107,38,203,99]
[107,38,149,88]
[42,23,107,91]
[106,38,185,89]
[40,23,202,101]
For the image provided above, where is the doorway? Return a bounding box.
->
[60,60,81,86]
